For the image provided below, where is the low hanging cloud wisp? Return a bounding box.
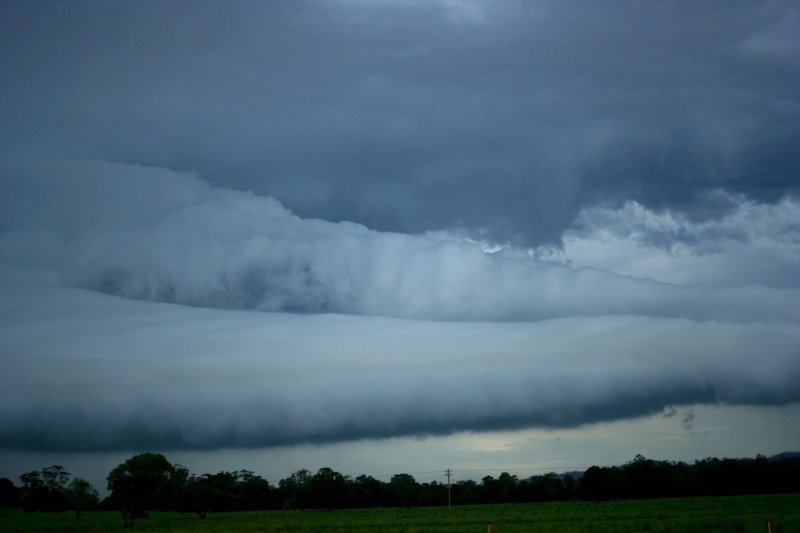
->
[535,197,800,289]
[0,159,798,452]
[1,159,798,324]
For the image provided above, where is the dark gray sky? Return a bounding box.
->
[0,0,798,486]
[2,0,798,244]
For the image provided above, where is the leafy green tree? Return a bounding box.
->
[235,470,271,510]
[308,467,349,509]
[0,477,21,507]
[352,475,383,507]
[18,470,44,503]
[19,466,70,512]
[536,473,567,501]
[386,473,419,507]
[40,465,70,492]
[625,454,659,498]
[162,464,190,511]
[497,472,519,502]
[205,472,243,511]
[453,479,480,505]
[481,475,500,503]
[64,478,99,520]
[561,474,578,500]
[107,452,174,527]
[278,469,311,509]
[178,469,272,516]
[418,480,448,507]
[578,465,627,501]
[179,474,220,518]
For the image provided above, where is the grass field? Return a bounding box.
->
[1,494,798,532]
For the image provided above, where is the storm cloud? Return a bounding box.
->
[1,0,798,245]
[0,1,798,457]
[0,159,798,452]
[1,267,798,451]
[2,159,798,324]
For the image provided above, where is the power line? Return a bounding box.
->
[366,465,589,480]
[450,466,588,474]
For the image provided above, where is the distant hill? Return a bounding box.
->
[524,470,584,482]
[537,454,800,481]
[769,451,800,461]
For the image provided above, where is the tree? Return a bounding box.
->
[453,479,480,505]
[352,475,383,507]
[278,469,311,509]
[40,465,70,492]
[18,470,45,511]
[19,466,70,512]
[178,469,272,516]
[386,474,419,507]
[179,474,221,518]
[481,475,500,503]
[528,473,564,502]
[418,480,448,507]
[162,464,190,511]
[107,452,174,527]
[497,472,519,502]
[235,470,271,510]
[578,466,627,501]
[625,454,659,498]
[0,477,20,507]
[308,467,349,509]
[64,478,99,520]
[561,474,578,500]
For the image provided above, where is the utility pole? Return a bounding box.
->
[445,468,452,509]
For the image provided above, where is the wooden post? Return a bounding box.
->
[765,518,772,533]
[445,468,452,510]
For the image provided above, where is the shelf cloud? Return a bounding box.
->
[0,159,798,452]
[0,1,798,460]
[1,267,798,452]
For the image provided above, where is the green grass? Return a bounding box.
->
[1,494,798,532]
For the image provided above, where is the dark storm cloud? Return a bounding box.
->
[0,1,798,454]
[1,0,798,244]
[2,160,798,322]
[1,272,798,452]
[0,159,798,452]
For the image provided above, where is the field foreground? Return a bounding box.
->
[1,494,798,532]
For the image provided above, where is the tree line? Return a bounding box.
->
[579,454,800,501]
[1,453,798,527]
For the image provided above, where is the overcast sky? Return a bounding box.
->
[1,0,798,491]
